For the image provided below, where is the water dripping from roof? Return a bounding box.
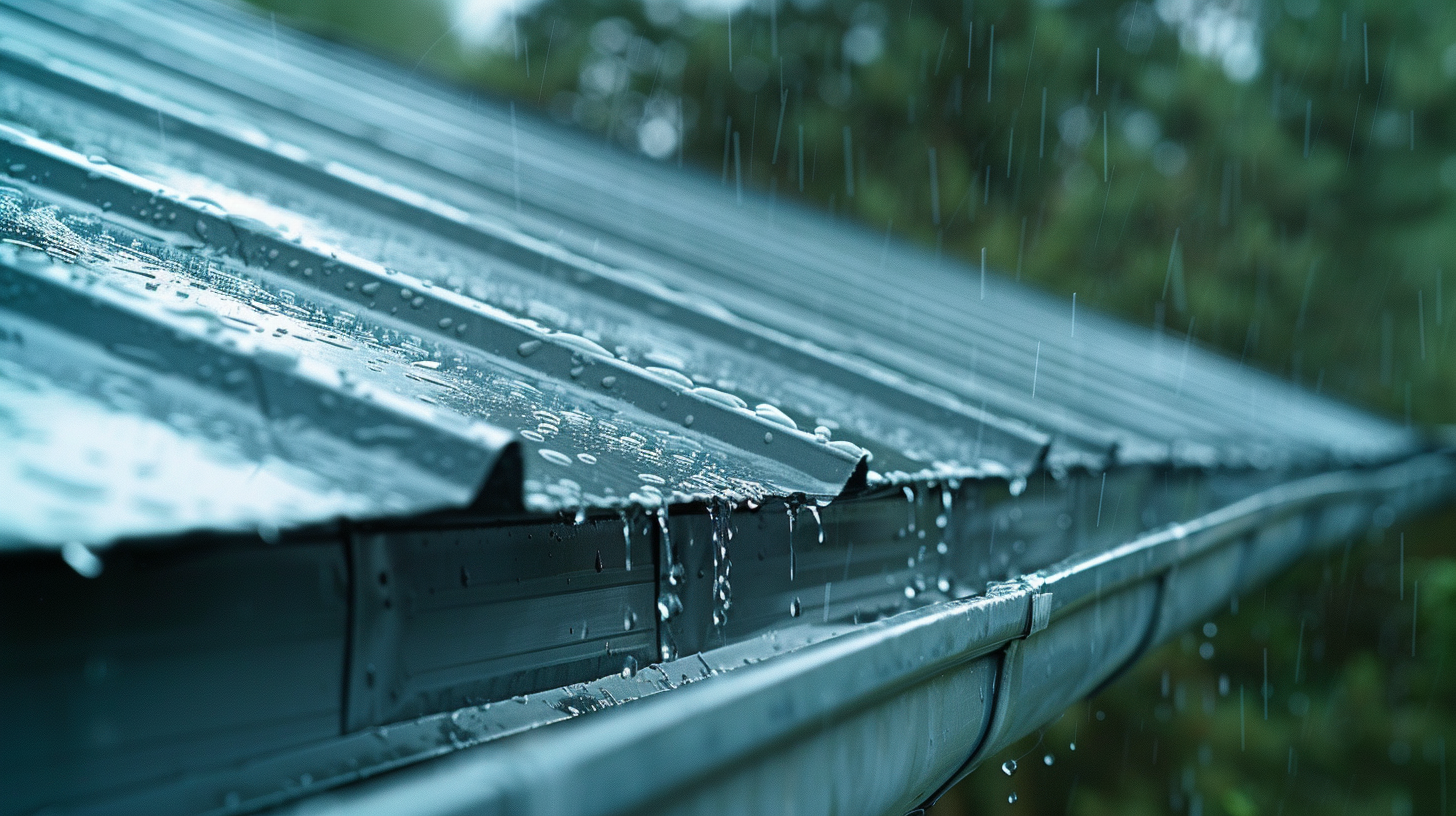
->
[902,485,916,534]
[808,504,824,546]
[619,509,632,572]
[786,500,797,581]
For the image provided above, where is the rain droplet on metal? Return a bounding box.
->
[61,542,103,579]
[538,449,572,466]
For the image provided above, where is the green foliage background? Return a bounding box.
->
[245,0,1456,812]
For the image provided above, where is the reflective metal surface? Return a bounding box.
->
[0,1,1450,815]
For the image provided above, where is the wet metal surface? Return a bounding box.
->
[0,2,1451,815]
[0,0,1421,549]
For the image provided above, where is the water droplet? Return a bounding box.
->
[577,452,598,464]
[686,386,747,409]
[553,333,613,358]
[1043,753,1054,766]
[753,403,798,430]
[1007,792,1018,804]
[61,542,103,579]
[1001,760,1017,776]
[789,597,801,617]
[808,505,824,546]
[594,550,604,573]
[620,511,633,572]
[600,375,617,388]
[646,366,694,388]
[360,281,381,295]
[539,449,573,466]
[763,431,773,443]
[517,339,543,357]
[620,655,639,678]
[623,609,637,631]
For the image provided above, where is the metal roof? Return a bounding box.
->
[0,0,1418,549]
[0,1,1451,815]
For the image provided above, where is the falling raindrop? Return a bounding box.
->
[787,502,797,581]
[620,511,633,572]
[980,247,987,299]
[1007,792,1018,804]
[902,485,916,534]
[1001,759,1017,776]
[789,597,801,618]
[1043,754,1054,766]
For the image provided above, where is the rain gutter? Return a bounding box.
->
[258,451,1455,816]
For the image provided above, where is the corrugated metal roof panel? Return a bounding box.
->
[0,0,1420,551]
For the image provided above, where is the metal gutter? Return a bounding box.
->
[252,452,1454,816]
